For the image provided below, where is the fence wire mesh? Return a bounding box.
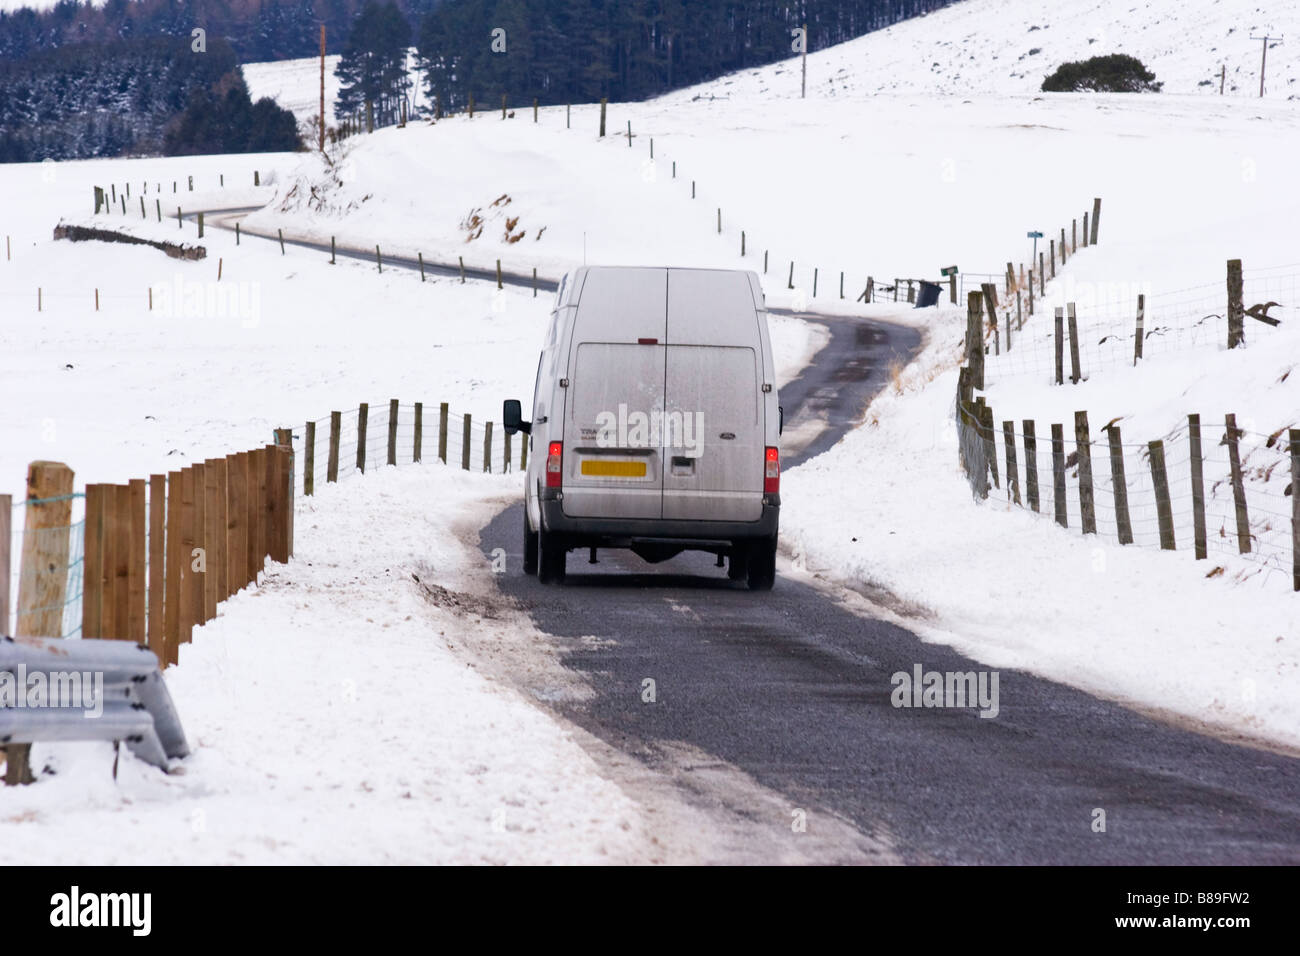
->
[956,399,1297,590]
[5,493,85,638]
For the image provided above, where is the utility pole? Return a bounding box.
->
[1250,35,1283,97]
[319,24,326,151]
[801,22,807,98]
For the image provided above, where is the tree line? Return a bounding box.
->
[0,34,300,162]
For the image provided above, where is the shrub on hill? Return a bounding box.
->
[1042,54,1162,93]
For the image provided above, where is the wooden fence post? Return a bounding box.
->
[1023,421,1040,513]
[414,403,423,463]
[274,437,294,562]
[0,494,9,633]
[1074,411,1097,534]
[1082,210,1089,247]
[1226,258,1244,349]
[1071,219,1077,253]
[1187,414,1207,560]
[16,461,75,638]
[1067,302,1082,384]
[1224,413,1250,553]
[328,412,341,483]
[965,291,985,390]
[107,485,128,639]
[1290,429,1300,592]
[1054,308,1065,385]
[203,461,220,623]
[245,452,261,586]
[1049,239,1056,278]
[261,445,276,564]
[226,454,246,599]
[82,485,105,641]
[164,471,182,665]
[6,461,74,784]
[1060,227,1067,264]
[1038,253,1045,295]
[1149,440,1176,550]
[128,478,147,643]
[980,284,998,351]
[599,98,606,136]
[439,403,449,463]
[1027,270,1033,315]
[304,421,315,496]
[1133,295,1145,365]
[357,403,369,474]
[979,403,999,490]
[388,399,399,466]
[484,422,493,473]
[521,432,528,471]
[462,414,472,471]
[1105,425,1133,545]
[504,431,512,472]
[1090,197,1101,244]
[1052,424,1068,528]
[185,463,202,637]
[1002,421,1021,505]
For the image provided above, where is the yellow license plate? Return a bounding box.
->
[580,460,647,477]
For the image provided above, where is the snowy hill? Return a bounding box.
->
[685,0,1298,99]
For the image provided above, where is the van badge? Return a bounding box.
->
[720,432,735,440]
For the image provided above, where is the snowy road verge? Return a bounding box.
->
[1,465,660,864]
[783,307,1300,752]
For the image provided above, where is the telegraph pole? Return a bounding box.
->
[1250,35,1282,97]
[319,24,327,150]
[801,22,808,98]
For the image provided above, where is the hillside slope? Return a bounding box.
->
[686,0,1298,99]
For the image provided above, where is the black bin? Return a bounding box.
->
[915,280,942,308]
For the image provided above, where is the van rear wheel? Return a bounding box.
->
[746,535,777,591]
[537,525,567,584]
[523,512,538,575]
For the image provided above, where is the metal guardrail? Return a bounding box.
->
[0,636,189,772]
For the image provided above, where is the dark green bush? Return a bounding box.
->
[1042,54,1162,93]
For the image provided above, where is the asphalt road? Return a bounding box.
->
[479,312,1300,865]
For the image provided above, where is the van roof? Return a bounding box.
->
[568,266,764,346]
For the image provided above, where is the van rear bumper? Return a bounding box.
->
[540,491,779,543]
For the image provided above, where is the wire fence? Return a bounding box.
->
[4,493,85,639]
[979,267,1298,387]
[956,398,1298,590]
[293,400,522,497]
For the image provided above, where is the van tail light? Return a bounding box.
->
[546,441,564,488]
[764,446,780,494]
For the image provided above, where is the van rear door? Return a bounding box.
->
[662,270,765,522]
[561,268,667,520]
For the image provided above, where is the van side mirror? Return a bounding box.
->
[778,405,784,435]
[503,399,530,435]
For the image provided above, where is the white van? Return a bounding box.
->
[503,266,782,589]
